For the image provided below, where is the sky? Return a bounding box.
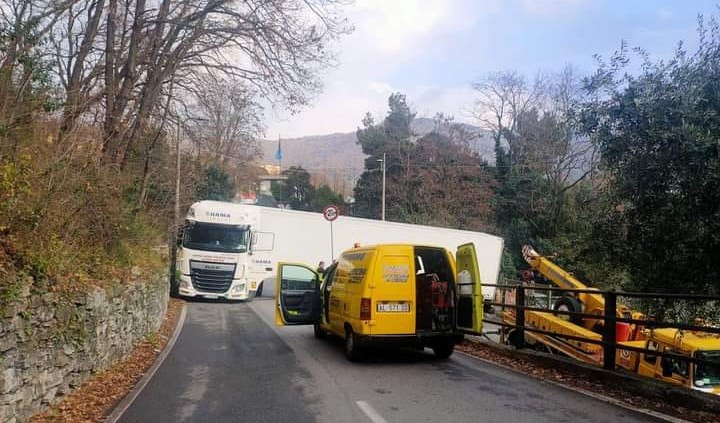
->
[265,0,717,138]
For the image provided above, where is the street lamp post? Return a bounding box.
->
[377,153,386,221]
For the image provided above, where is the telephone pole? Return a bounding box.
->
[377,153,386,221]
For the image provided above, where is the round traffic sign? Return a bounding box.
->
[323,205,339,222]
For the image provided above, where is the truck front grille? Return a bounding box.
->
[190,261,236,293]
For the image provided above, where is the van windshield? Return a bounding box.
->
[695,351,720,388]
[183,222,249,253]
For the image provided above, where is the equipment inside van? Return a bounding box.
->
[275,243,484,361]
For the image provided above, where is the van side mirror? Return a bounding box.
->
[661,357,673,377]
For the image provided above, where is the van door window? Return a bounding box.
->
[277,264,321,325]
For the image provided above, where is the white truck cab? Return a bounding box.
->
[176,201,274,300]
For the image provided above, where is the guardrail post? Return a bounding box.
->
[515,285,526,350]
[603,291,617,370]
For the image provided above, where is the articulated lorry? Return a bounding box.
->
[175,201,504,302]
[503,245,720,395]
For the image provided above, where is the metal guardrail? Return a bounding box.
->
[482,283,720,370]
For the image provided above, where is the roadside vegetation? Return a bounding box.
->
[351,17,720,306]
[0,0,350,297]
[2,0,718,311]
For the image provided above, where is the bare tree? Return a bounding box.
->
[471,70,546,170]
[0,0,78,151]
[514,66,596,234]
[100,0,351,167]
[184,77,262,165]
[26,0,349,167]
[52,0,105,144]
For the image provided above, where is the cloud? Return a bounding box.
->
[519,0,590,17]
[265,0,709,139]
[368,81,394,95]
[265,0,488,137]
[354,0,451,54]
[656,8,673,22]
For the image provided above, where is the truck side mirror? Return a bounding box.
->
[661,357,673,377]
[176,227,183,247]
[250,231,275,253]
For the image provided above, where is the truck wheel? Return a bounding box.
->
[313,322,326,339]
[553,296,583,325]
[344,329,363,362]
[432,339,455,359]
[256,282,263,297]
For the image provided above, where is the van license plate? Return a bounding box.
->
[377,303,410,312]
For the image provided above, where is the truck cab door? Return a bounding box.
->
[275,263,322,326]
[455,243,484,334]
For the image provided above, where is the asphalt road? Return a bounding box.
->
[118,286,662,423]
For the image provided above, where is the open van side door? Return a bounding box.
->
[455,243,484,334]
[275,263,322,326]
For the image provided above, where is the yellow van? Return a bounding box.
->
[618,328,720,395]
[275,243,484,360]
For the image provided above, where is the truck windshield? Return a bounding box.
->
[183,222,249,253]
[694,351,720,388]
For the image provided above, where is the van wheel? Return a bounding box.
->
[344,329,363,362]
[313,322,326,339]
[432,339,455,359]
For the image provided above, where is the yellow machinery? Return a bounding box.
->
[501,245,645,365]
[521,245,644,334]
[617,328,720,395]
[501,246,720,395]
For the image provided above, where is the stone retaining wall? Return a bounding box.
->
[0,274,168,423]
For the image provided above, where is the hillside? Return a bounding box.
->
[259,118,495,185]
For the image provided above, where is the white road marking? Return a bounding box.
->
[355,401,388,423]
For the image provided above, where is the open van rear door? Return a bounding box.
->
[455,243,484,334]
[275,263,322,326]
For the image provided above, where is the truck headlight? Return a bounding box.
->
[232,283,246,292]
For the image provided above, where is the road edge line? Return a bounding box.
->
[104,301,187,423]
[455,350,690,423]
[355,400,389,423]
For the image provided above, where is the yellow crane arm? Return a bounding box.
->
[522,245,588,290]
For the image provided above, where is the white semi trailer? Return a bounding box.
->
[176,201,504,302]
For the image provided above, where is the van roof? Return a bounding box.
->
[651,327,720,351]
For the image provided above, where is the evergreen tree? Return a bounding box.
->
[353,93,415,219]
[310,185,344,212]
[271,166,315,210]
[196,165,235,201]
[581,22,720,294]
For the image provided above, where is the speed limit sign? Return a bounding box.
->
[323,205,339,222]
